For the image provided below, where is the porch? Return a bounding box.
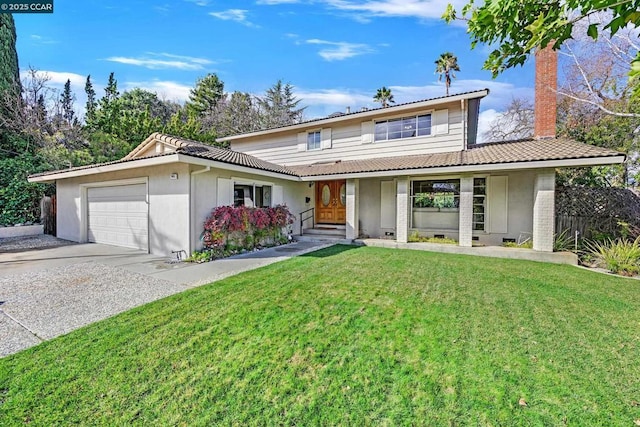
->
[299,170,558,253]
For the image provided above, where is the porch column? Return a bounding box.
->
[346,179,359,240]
[533,169,556,252]
[396,178,409,243]
[458,176,473,247]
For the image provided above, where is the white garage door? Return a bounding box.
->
[87,184,148,251]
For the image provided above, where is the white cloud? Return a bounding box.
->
[305,39,374,61]
[476,109,500,143]
[256,0,299,4]
[323,0,467,21]
[104,52,214,70]
[20,70,86,87]
[184,0,210,6]
[30,34,58,44]
[124,80,192,102]
[388,79,533,110]
[296,88,374,118]
[209,9,258,27]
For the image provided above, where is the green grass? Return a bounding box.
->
[1,245,639,425]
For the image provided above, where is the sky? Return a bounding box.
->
[13,0,537,137]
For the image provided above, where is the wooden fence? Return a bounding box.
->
[555,186,640,240]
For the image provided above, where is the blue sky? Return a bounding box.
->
[13,0,536,132]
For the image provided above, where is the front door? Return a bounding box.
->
[316,180,346,224]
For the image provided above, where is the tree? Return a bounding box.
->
[443,0,640,83]
[95,72,121,135]
[434,52,460,96]
[0,14,20,97]
[60,79,75,126]
[258,80,305,128]
[84,75,96,125]
[218,91,261,137]
[482,98,534,142]
[373,86,395,108]
[186,73,224,117]
[556,17,639,118]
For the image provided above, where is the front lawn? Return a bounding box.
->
[1,246,639,425]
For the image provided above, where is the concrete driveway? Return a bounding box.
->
[0,239,329,357]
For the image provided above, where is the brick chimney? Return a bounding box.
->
[534,45,558,139]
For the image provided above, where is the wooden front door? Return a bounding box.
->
[316,180,346,224]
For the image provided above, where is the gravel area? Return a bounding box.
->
[0,234,75,253]
[0,261,191,357]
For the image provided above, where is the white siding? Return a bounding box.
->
[231,102,464,166]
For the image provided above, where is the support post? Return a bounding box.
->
[346,179,359,240]
[396,178,409,243]
[459,176,473,247]
[533,169,556,252]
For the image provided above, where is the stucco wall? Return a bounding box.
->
[191,167,311,251]
[56,162,191,256]
[355,171,536,245]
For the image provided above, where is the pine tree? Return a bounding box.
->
[258,80,305,129]
[97,72,121,134]
[84,75,96,125]
[186,73,224,116]
[61,79,75,125]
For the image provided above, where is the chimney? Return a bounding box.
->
[345,106,351,114]
[534,45,558,139]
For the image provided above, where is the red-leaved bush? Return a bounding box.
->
[200,204,295,249]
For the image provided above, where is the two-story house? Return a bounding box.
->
[29,50,625,257]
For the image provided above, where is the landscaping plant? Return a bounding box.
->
[586,237,640,276]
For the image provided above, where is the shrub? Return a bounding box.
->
[586,238,640,276]
[408,231,457,244]
[196,205,295,262]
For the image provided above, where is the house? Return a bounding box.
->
[28,49,625,256]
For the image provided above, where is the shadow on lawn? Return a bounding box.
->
[300,244,361,258]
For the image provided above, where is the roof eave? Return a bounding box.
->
[293,154,626,180]
[28,154,182,183]
[220,89,490,142]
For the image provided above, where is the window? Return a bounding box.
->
[473,178,486,231]
[412,179,460,209]
[234,184,272,207]
[374,114,431,142]
[307,131,321,150]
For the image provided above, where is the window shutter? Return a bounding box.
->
[272,185,284,206]
[217,178,232,206]
[361,121,373,144]
[432,109,449,135]
[320,128,332,149]
[297,132,306,152]
[488,176,508,233]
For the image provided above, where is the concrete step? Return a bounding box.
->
[302,227,346,236]
[296,235,353,244]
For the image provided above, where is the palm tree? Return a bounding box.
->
[434,52,460,96]
[373,86,395,108]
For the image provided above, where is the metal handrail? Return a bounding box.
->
[299,207,315,235]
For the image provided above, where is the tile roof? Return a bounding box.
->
[285,138,624,177]
[219,89,490,141]
[29,134,623,180]
[176,144,297,176]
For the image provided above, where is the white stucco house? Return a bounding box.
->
[28,47,625,257]
[29,87,624,257]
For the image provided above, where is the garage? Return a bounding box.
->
[87,183,149,251]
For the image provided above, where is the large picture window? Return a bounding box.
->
[374,114,431,142]
[234,184,272,208]
[411,179,459,230]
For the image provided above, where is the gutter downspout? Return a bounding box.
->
[189,166,211,254]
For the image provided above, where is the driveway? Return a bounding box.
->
[0,238,330,357]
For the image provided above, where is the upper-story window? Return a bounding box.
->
[374,114,432,142]
[307,131,321,150]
